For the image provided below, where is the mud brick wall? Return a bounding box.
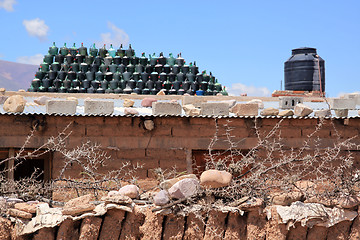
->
[6,206,360,240]
[0,114,359,179]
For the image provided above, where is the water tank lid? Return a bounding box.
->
[292,47,317,55]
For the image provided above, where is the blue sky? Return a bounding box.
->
[0,0,359,97]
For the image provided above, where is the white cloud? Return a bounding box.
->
[23,18,49,41]
[227,83,271,97]
[0,0,16,11]
[96,22,129,47]
[17,54,43,65]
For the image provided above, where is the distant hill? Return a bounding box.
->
[0,60,38,91]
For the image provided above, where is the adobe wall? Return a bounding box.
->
[0,114,359,179]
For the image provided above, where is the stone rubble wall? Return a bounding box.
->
[2,204,360,240]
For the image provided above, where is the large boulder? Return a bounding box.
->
[3,95,26,113]
[200,169,232,188]
[168,178,200,199]
[118,184,140,199]
[141,98,157,107]
[294,103,313,117]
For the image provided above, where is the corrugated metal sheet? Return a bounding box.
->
[0,96,359,119]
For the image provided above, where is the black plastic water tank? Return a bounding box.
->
[284,47,325,92]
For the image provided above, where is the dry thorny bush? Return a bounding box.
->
[0,122,142,209]
[200,118,360,206]
[1,117,359,213]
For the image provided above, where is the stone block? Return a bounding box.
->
[279,96,303,109]
[329,98,356,109]
[261,107,279,116]
[278,110,294,116]
[343,93,360,105]
[84,100,114,115]
[247,99,264,109]
[200,102,229,116]
[200,170,232,188]
[231,103,258,116]
[3,95,26,113]
[46,100,77,114]
[152,102,182,115]
[314,109,332,118]
[334,109,348,117]
[183,104,200,116]
[294,103,313,117]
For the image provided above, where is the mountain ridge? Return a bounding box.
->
[0,60,38,91]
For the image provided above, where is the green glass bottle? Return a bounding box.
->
[90,43,98,57]
[108,44,116,58]
[49,42,58,56]
[221,86,228,96]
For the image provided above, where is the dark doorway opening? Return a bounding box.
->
[14,158,45,181]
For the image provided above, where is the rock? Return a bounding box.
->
[294,103,313,117]
[247,99,264,109]
[200,169,232,188]
[0,217,11,240]
[314,109,332,117]
[184,93,190,96]
[0,96,8,104]
[18,89,25,92]
[62,194,95,216]
[65,194,92,208]
[123,99,135,107]
[0,88,5,94]
[156,90,166,95]
[141,97,157,107]
[261,107,279,116]
[278,109,294,116]
[230,103,258,116]
[334,109,348,117]
[160,174,198,190]
[124,107,139,115]
[144,119,154,131]
[3,95,26,113]
[168,178,200,199]
[170,99,178,104]
[62,203,96,216]
[221,100,237,108]
[6,198,23,208]
[239,198,264,210]
[78,216,102,240]
[7,208,33,219]
[271,191,303,206]
[131,92,138,95]
[101,195,132,205]
[153,190,170,206]
[183,104,201,116]
[118,184,140,199]
[34,96,51,105]
[14,201,40,214]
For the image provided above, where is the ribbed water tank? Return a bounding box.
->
[284,47,325,92]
